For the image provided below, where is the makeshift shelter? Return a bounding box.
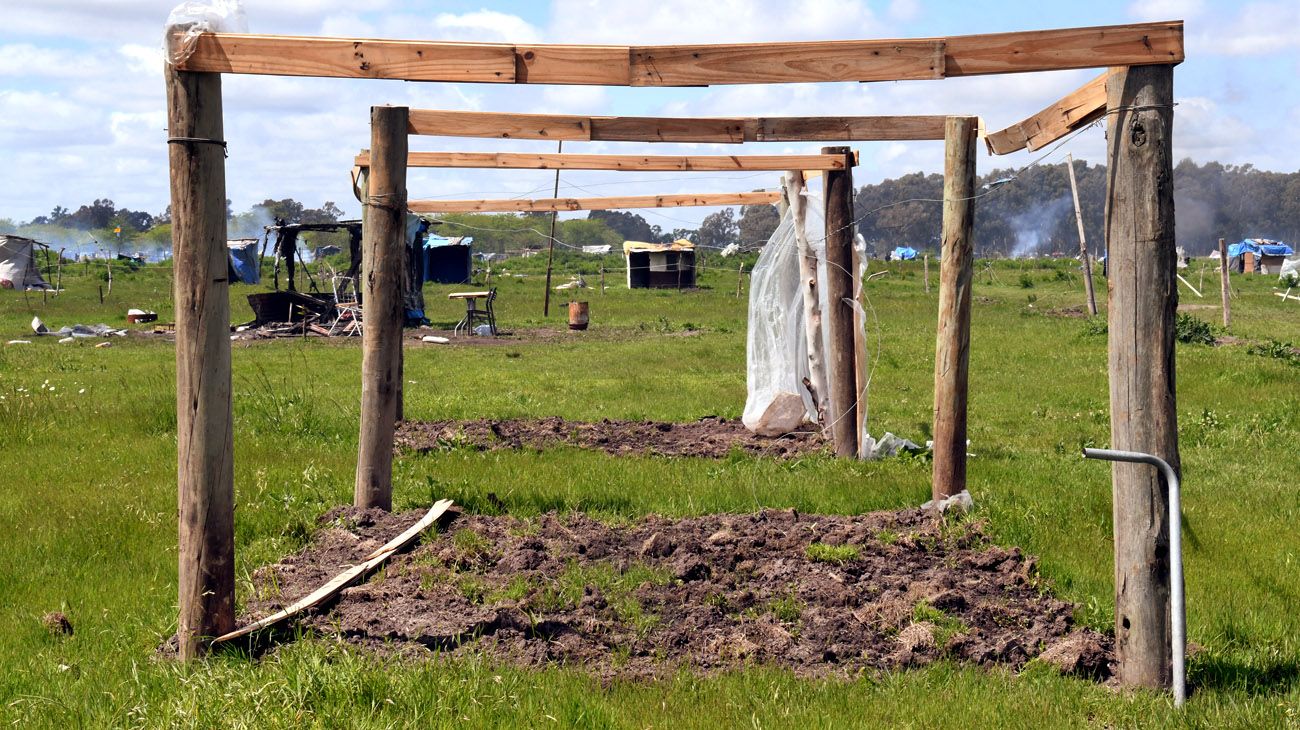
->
[423,235,472,284]
[891,246,919,261]
[1229,239,1295,274]
[0,235,52,290]
[226,238,261,284]
[624,239,696,289]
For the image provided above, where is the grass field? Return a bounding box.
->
[1,254,1298,728]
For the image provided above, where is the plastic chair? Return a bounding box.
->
[329,270,362,336]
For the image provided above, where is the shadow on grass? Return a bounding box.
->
[1191,654,1300,695]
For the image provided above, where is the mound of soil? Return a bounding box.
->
[395,417,826,459]
[243,506,1112,681]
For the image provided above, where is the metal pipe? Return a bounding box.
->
[1082,447,1185,707]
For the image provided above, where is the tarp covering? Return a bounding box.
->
[1229,239,1294,258]
[0,235,52,290]
[891,246,918,260]
[226,239,261,284]
[623,239,694,254]
[423,235,472,284]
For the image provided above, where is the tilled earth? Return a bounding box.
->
[395,416,827,459]
[242,506,1112,681]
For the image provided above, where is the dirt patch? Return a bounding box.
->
[1042,305,1090,319]
[240,506,1113,681]
[395,417,827,459]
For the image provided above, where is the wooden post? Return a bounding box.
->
[852,243,869,458]
[932,116,977,500]
[166,66,234,660]
[600,265,605,294]
[822,148,858,458]
[542,140,563,316]
[1104,64,1179,691]
[1218,237,1231,328]
[55,248,64,295]
[1066,153,1099,316]
[736,261,743,298]
[787,170,830,429]
[923,253,931,294]
[354,105,408,512]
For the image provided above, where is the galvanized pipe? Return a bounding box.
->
[1083,447,1185,707]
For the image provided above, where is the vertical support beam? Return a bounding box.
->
[1218,237,1231,328]
[852,243,870,458]
[1067,153,1099,316]
[932,116,977,500]
[1104,63,1179,691]
[166,67,233,660]
[786,170,829,429]
[355,105,408,511]
[822,147,857,458]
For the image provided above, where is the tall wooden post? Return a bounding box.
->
[1104,64,1179,691]
[1066,153,1099,316]
[822,147,857,458]
[932,116,977,500]
[166,66,234,660]
[355,105,408,511]
[1218,237,1231,328]
[787,170,829,429]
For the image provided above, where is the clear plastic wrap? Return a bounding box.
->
[741,197,826,436]
[164,0,248,66]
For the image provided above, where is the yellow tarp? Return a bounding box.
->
[622,238,694,255]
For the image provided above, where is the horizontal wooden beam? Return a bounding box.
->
[406,110,948,142]
[985,72,1107,155]
[408,191,784,213]
[355,151,854,171]
[178,22,1183,85]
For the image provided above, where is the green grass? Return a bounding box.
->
[805,542,861,565]
[1,257,1299,727]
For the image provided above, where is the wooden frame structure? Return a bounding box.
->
[166,21,1184,696]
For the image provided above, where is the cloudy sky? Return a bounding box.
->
[1,0,1297,227]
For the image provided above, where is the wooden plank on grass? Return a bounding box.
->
[408,191,783,213]
[210,499,455,645]
[356,151,853,171]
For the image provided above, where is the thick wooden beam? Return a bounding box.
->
[823,147,858,459]
[786,171,829,431]
[407,109,949,142]
[408,191,783,213]
[179,22,1183,85]
[932,116,977,500]
[355,106,408,512]
[986,72,1107,155]
[356,151,852,172]
[166,67,234,660]
[1104,64,1179,692]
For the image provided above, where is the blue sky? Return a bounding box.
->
[1,0,1297,228]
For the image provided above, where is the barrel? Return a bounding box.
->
[568,301,589,330]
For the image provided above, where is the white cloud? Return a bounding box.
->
[547,0,883,44]
[1127,0,1205,21]
[433,10,541,43]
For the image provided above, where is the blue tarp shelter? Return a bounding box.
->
[891,246,918,261]
[226,239,260,284]
[423,235,473,284]
[1228,239,1294,258]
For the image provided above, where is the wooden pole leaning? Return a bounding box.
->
[1104,64,1179,691]
[931,116,977,500]
[1066,153,1099,316]
[822,147,858,458]
[166,66,235,660]
[786,171,829,430]
[543,141,563,317]
[355,105,408,511]
[1218,237,1231,328]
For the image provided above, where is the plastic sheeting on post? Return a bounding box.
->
[164,1,248,66]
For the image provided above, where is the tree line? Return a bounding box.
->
[4,159,1294,258]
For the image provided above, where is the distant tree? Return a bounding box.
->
[737,204,781,246]
[668,227,697,243]
[588,210,656,241]
[0,218,18,234]
[696,208,738,249]
[558,218,620,247]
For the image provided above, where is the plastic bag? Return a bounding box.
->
[164,0,248,66]
[741,196,826,436]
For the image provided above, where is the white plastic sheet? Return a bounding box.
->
[164,0,248,66]
[742,196,825,436]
